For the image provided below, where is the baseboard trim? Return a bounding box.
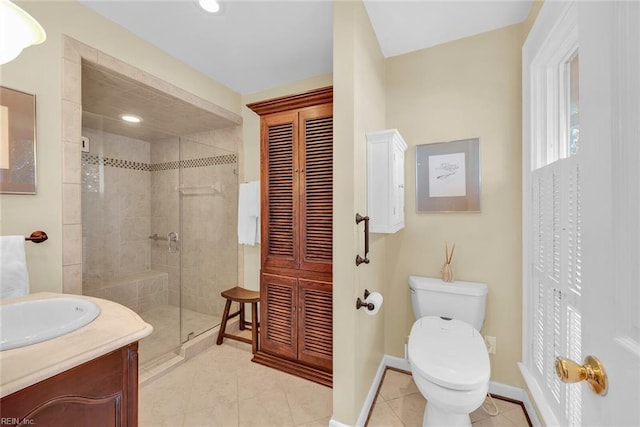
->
[330,354,541,427]
[521,387,542,427]
[488,381,523,401]
[353,356,388,426]
[328,419,351,427]
[383,354,410,371]
[519,362,555,427]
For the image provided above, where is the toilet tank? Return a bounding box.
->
[409,276,488,331]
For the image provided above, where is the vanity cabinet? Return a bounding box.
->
[247,87,333,387]
[366,129,408,233]
[0,343,139,426]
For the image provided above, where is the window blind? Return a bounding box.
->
[531,157,582,426]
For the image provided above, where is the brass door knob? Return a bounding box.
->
[555,355,608,395]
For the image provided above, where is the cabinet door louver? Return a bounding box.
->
[263,113,298,269]
[261,274,297,360]
[300,106,333,272]
[298,279,332,371]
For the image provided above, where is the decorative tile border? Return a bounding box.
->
[82,154,150,171]
[82,153,237,172]
[151,154,237,171]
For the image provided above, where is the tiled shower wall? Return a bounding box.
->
[82,127,152,280]
[81,125,240,317]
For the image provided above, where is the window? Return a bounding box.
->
[525,3,582,425]
[567,54,580,157]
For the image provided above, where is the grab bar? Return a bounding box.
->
[149,233,179,253]
[355,213,370,266]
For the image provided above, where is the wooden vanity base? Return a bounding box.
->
[0,343,139,427]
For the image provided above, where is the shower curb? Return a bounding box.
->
[138,323,222,387]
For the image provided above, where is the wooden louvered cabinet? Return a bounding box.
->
[248,87,333,387]
[260,273,332,373]
[297,278,332,371]
[259,105,333,274]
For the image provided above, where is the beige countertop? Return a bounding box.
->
[0,292,153,398]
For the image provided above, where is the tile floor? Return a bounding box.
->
[139,339,530,427]
[369,369,531,427]
[138,304,220,365]
[139,339,333,426]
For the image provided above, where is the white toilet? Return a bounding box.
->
[408,276,490,427]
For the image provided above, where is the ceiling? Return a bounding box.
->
[79,1,532,141]
[82,61,236,141]
[79,0,533,96]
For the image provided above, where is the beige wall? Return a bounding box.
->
[0,0,240,293]
[333,0,387,424]
[384,24,524,387]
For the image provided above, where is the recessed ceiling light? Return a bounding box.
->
[198,0,221,14]
[121,114,142,123]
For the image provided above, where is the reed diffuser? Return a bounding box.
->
[441,241,455,282]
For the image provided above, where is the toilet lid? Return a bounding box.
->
[408,316,490,391]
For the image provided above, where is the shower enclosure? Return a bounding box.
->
[81,111,239,367]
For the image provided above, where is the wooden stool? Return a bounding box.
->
[216,286,260,353]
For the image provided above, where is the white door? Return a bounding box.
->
[523,1,640,425]
[579,1,640,425]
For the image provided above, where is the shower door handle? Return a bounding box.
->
[168,231,179,253]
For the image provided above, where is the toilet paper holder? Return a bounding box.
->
[356,289,374,311]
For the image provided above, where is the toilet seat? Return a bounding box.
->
[408,316,490,391]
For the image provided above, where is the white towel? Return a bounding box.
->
[0,236,30,298]
[238,181,260,246]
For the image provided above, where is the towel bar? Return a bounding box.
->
[25,231,47,243]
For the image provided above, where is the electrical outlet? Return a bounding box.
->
[485,336,497,354]
[404,336,409,360]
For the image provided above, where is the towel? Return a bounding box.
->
[238,181,260,246]
[0,236,30,298]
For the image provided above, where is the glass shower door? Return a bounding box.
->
[81,112,183,366]
[179,137,238,342]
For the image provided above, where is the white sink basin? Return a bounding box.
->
[0,297,101,351]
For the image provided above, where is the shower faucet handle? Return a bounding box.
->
[167,231,179,253]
